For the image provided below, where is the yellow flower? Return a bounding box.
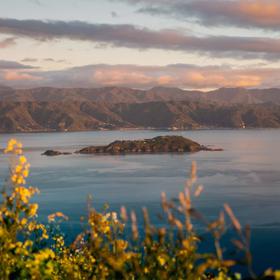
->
[11,174,17,183]
[28,222,35,231]
[275,270,280,280]
[5,139,23,154]
[15,165,22,173]
[42,233,49,239]
[104,225,110,234]
[4,138,17,153]
[29,203,38,217]
[157,255,167,266]
[116,240,128,252]
[34,249,55,263]
[19,156,27,164]
[22,169,29,178]
[20,218,28,226]
[144,267,149,274]
[15,186,32,204]
[16,177,25,185]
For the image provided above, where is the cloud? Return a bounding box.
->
[1,63,280,89]
[0,60,41,85]
[183,0,280,30]
[0,60,36,69]
[43,58,68,63]
[1,18,280,60]
[21,58,38,63]
[44,58,55,62]
[3,70,42,81]
[0,37,16,48]
[89,64,263,89]
[29,0,42,5]
[111,11,118,18]
[118,0,280,31]
[22,57,68,64]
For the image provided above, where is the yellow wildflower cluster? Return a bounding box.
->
[5,139,31,186]
[13,186,37,204]
[11,156,30,185]
[26,249,56,280]
[4,138,23,155]
[27,222,49,240]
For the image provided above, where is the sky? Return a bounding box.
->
[1,0,280,90]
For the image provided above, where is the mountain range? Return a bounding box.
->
[1,85,280,132]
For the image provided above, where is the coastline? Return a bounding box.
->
[1,126,279,135]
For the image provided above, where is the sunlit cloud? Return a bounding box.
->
[0,63,279,89]
[119,0,280,31]
[0,60,41,84]
[0,37,16,48]
[3,70,42,81]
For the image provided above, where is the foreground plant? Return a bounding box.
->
[0,139,279,279]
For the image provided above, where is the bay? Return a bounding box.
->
[1,129,280,273]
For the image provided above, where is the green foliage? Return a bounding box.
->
[0,139,279,279]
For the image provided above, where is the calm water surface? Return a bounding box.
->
[0,129,280,273]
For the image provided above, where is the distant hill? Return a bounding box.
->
[205,87,280,104]
[1,86,280,104]
[0,86,199,103]
[0,86,280,132]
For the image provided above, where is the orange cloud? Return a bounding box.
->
[239,1,280,22]
[183,70,262,89]
[4,70,42,81]
[231,75,262,88]
[93,69,153,86]
[0,64,275,89]
[198,0,280,29]
[91,66,264,89]
[132,0,280,30]
[157,75,173,85]
[0,37,16,48]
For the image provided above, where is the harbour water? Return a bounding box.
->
[1,129,280,273]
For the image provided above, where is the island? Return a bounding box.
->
[76,136,222,155]
[42,150,72,156]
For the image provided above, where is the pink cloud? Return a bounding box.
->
[93,69,154,86]
[4,70,42,81]
[0,63,276,89]
[0,37,16,48]
[157,75,174,85]
[132,0,280,30]
[90,65,264,89]
[238,1,280,25]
